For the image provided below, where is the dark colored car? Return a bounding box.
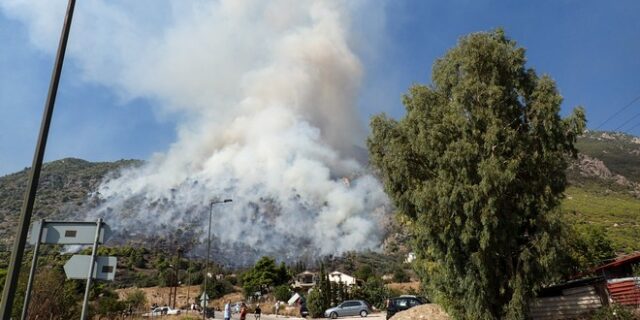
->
[386,295,427,319]
[300,302,309,318]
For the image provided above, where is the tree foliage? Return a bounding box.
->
[240,256,290,297]
[559,224,616,277]
[368,29,586,319]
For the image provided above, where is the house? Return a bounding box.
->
[328,271,357,286]
[529,251,640,319]
[591,251,640,306]
[293,271,317,290]
[529,277,608,320]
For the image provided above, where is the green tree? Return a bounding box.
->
[273,284,292,302]
[350,277,389,310]
[368,29,585,319]
[354,265,373,282]
[275,262,291,286]
[241,256,279,297]
[559,225,616,277]
[94,289,125,320]
[305,289,325,318]
[125,289,147,313]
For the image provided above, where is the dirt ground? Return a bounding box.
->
[390,304,449,320]
[116,285,203,309]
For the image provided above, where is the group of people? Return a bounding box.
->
[223,300,262,320]
[220,300,283,320]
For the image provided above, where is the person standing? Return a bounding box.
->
[254,304,261,320]
[224,300,231,320]
[240,302,248,320]
[275,301,280,317]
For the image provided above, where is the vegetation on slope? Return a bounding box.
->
[0,158,141,246]
[563,186,640,253]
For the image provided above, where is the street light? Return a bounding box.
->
[203,198,232,320]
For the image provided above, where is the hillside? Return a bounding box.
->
[565,131,640,252]
[1,131,639,255]
[0,158,141,248]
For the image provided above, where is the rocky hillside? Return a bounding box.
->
[1,131,639,253]
[0,158,141,248]
[563,131,640,252]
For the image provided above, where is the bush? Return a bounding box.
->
[393,267,410,283]
[202,278,235,300]
[590,304,637,320]
[350,277,389,310]
[273,284,292,302]
[125,289,147,312]
[306,289,326,318]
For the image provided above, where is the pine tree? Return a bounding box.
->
[368,29,585,319]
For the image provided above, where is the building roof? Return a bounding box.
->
[592,251,640,272]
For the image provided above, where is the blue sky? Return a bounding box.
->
[1,1,639,175]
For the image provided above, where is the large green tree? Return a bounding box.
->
[368,29,585,319]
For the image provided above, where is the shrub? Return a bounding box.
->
[273,284,292,302]
[306,289,325,318]
[590,304,637,320]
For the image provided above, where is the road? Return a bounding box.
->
[204,313,386,320]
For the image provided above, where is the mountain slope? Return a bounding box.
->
[0,158,141,248]
[0,131,639,254]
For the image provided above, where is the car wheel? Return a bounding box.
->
[330,312,338,319]
[360,310,368,317]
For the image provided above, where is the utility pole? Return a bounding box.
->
[0,1,76,318]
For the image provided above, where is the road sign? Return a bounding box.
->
[29,221,111,245]
[64,255,117,281]
[199,293,209,301]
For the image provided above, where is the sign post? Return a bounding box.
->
[19,219,113,320]
[20,219,45,320]
[64,255,117,281]
[80,218,102,320]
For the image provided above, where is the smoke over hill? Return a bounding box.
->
[1,1,390,261]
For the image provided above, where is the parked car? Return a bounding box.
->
[142,306,181,317]
[324,300,372,318]
[300,302,309,318]
[385,295,427,319]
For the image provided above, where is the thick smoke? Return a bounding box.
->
[2,0,389,261]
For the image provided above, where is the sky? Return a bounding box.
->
[0,0,639,175]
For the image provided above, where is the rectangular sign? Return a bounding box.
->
[64,255,117,281]
[29,221,111,245]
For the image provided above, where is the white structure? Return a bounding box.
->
[328,271,357,286]
[405,252,416,264]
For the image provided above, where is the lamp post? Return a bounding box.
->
[203,198,232,320]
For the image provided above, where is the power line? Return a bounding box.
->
[613,110,640,132]
[595,94,640,130]
[625,121,640,133]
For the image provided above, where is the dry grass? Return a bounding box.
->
[390,304,449,320]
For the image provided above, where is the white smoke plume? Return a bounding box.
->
[1,0,389,261]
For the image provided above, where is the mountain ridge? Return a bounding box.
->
[1,131,639,253]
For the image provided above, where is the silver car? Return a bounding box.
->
[324,300,372,318]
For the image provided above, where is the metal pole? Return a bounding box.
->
[80,218,102,320]
[203,202,213,320]
[20,220,45,320]
[0,1,75,318]
[173,249,181,309]
[186,256,191,314]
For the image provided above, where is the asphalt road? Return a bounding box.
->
[204,312,386,320]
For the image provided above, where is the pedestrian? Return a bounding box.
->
[224,300,231,320]
[254,303,261,320]
[275,300,280,317]
[240,302,248,320]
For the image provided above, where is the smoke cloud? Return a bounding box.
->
[2,0,389,262]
